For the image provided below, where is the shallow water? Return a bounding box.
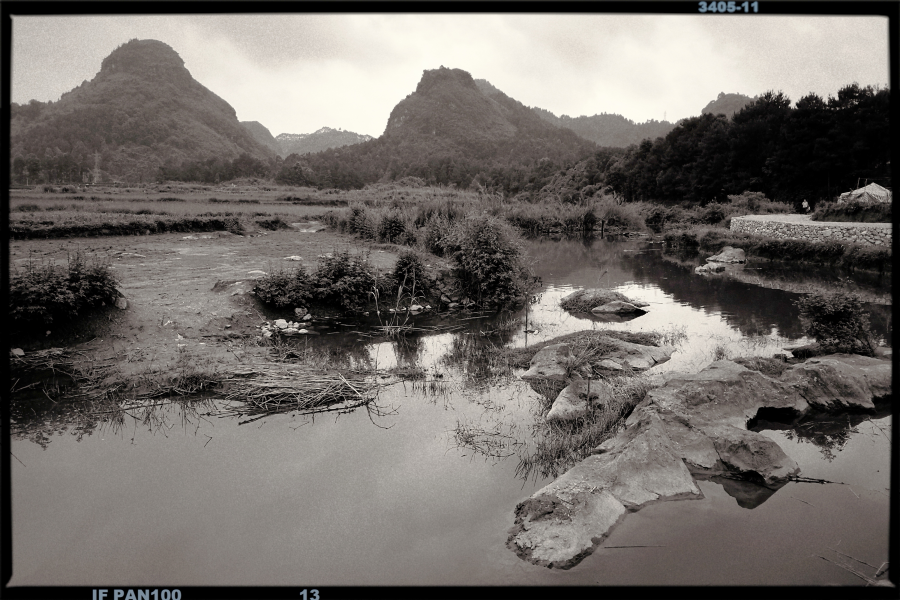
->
[9,236,892,586]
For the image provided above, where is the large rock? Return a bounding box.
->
[707,246,746,263]
[508,354,891,569]
[779,354,891,411]
[546,378,613,422]
[695,263,725,275]
[590,301,647,315]
[508,411,702,569]
[521,344,572,383]
[602,338,675,371]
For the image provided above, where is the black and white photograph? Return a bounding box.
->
[4,6,894,592]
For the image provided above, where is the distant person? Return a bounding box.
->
[801,199,810,213]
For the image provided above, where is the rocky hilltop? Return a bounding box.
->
[701,91,757,119]
[276,127,373,157]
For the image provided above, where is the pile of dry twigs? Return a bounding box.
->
[216,364,381,423]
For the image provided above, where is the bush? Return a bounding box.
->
[10,251,119,326]
[223,217,245,235]
[377,210,407,243]
[392,250,430,297]
[450,216,531,309]
[312,251,377,312]
[253,267,313,309]
[794,291,876,356]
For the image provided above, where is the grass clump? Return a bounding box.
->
[10,251,120,328]
[516,374,653,480]
[794,291,877,356]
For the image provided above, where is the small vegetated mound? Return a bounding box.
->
[10,251,120,333]
[812,199,891,223]
[794,291,878,356]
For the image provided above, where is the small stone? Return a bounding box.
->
[298,329,308,334]
[302,314,312,321]
[448,302,459,309]
[441,294,452,304]
[262,331,273,339]
[284,256,303,261]
[225,324,231,329]
[294,307,308,318]
[274,319,288,329]
[115,297,128,310]
[11,348,24,357]
[409,304,423,312]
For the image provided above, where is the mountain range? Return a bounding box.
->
[10,38,757,187]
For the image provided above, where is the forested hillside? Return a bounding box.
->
[274,67,599,193]
[10,39,275,184]
[599,85,890,205]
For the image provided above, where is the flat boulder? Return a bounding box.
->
[590,301,647,315]
[707,246,746,263]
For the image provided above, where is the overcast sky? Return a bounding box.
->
[11,13,890,138]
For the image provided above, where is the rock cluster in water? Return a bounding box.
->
[507,353,891,569]
[560,289,650,316]
[520,340,675,422]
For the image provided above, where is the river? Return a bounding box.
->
[9,236,892,586]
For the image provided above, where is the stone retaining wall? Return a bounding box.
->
[730,215,891,247]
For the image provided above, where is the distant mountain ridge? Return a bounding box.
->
[529,106,676,148]
[10,39,275,183]
[276,127,373,157]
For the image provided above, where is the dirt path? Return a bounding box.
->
[9,228,404,372]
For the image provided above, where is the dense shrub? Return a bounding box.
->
[377,210,407,243]
[253,267,313,309]
[450,216,531,309]
[698,203,726,225]
[312,251,377,312]
[812,200,892,223]
[10,251,119,326]
[794,291,876,356]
